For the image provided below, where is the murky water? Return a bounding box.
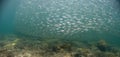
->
[0,0,120,57]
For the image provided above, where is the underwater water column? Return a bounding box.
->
[0,0,20,34]
[15,0,120,40]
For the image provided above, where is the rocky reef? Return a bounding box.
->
[0,34,120,57]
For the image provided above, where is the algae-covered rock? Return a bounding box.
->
[0,49,14,57]
[96,40,108,51]
[96,40,120,53]
[3,38,20,50]
[74,48,94,57]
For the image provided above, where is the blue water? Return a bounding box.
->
[0,0,20,34]
[0,0,120,47]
